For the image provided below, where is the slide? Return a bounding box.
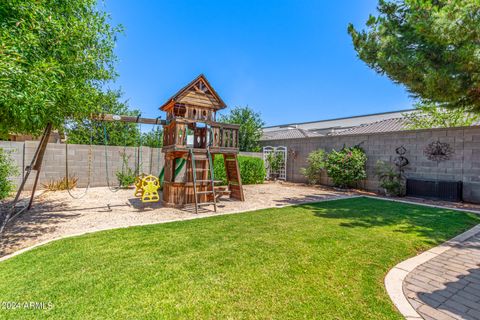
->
[159,158,186,189]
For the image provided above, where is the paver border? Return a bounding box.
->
[378,195,480,319]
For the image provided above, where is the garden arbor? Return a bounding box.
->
[263,146,287,180]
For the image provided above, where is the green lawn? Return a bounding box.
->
[0,197,479,319]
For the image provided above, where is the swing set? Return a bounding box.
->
[0,74,245,234]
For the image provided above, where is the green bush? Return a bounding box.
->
[0,148,19,200]
[214,155,266,185]
[325,147,367,188]
[374,161,404,196]
[301,149,327,184]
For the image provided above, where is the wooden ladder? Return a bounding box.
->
[189,149,217,214]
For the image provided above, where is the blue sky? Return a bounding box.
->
[103,0,414,126]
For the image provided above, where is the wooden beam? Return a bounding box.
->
[92,114,167,126]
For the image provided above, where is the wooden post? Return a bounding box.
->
[0,123,52,233]
[28,123,52,209]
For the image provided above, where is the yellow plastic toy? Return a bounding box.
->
[134,173,147,197]
[141,175,160,203]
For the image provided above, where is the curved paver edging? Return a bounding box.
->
[0,194,361,263]
[385,220,480,320]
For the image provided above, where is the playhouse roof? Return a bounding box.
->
[159,74,227,111]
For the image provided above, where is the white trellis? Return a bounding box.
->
[263,146,287,180]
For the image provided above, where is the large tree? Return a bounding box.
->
[348,0,480,112]
[65,90,142,146]
[403,103,480,129]
[0,0,121,138]
[219,106,265,152]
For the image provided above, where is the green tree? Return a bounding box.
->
[403,103,480,129]
[348,0,480,112]
[219,106,265,152]
[65,91,141,146]
[0,0,121,138]
[141,128,163,149]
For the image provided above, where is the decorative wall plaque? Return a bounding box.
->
[424,140,453,162]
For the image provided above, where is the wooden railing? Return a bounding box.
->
[163,120,239,150]
[210,124,239,149]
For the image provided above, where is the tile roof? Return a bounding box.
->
[261,128,322,141]
[332,117,407,136]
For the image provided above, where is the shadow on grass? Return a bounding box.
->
[300,198,480,244]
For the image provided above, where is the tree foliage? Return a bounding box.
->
[65,91,142,146]
[0,148,18,200]
[0,0,121,137]
[403,103,480,129]
[348,0,480,112]
[219,106,265,152]
[141,128,163,149]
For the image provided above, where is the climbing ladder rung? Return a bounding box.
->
[196,191,214,195]
[196,180,222,183]
[189,148,217,214]
[198,202,216,206]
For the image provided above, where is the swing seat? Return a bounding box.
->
[141,175,160,203]
[134,173,147,197]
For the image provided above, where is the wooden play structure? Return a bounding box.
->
[160,74,244,213]
[1,75,244,234]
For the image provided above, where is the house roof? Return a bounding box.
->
[332,117,407,136]
[261,128,322,141]
[159,74,227,111]
[262,109,415,132]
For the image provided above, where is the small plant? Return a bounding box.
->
[0,148,19,200]
[301,149,326,184]
[116,152,136,188]
[325,146,367,188]
[42,175,78,191]
[375,161,404,197]
[265,152,283,180]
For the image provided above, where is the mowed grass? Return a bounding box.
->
[0,198,479,319]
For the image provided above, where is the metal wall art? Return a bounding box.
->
[424,140,454,162]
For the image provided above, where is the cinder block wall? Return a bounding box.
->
[0,141,261,191]
[260,126,480,203]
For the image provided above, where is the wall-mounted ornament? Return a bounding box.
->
[393,145,409,176]
[424,140,454,162]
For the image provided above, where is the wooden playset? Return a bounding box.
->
[159,74,244,213]
[2,75,244,234]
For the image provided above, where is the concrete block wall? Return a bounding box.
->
[0,141,262,191]
[260,126,480,203]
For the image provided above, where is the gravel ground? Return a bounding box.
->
[0,182,348,257]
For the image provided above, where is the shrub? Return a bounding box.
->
[301,149,326,184]
[116,152,136,188]
[325,146,367,188]
[214,155,266,185]
[374,161,404,196]
[0,148,19,200]
[42,175,78,191]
